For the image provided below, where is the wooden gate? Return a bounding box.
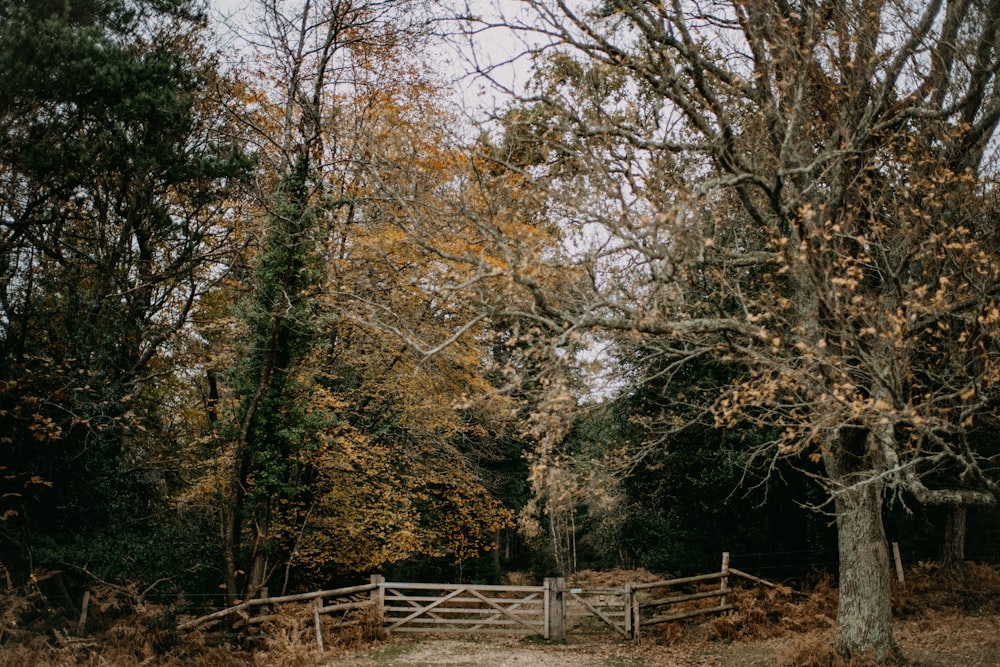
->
[565,586,631,638]
[381,581,549,637]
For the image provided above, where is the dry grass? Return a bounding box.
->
[662,563,1000,667]
[569,568,664,587]
[0,582,379,667]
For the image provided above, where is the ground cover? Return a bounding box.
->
[325,612,1000,667]
[0,563,997,666]
[326,563,1000,667]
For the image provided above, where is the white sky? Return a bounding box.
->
[205,0,536,116]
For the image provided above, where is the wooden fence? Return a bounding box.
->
[179,553,776,645]
[177,581,380,651]
[628,554,778,637]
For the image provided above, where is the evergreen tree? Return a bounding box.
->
[0,0,250,585]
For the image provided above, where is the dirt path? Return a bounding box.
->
[326,637,709,667]
[325,613,1000,667]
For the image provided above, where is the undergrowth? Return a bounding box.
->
[0,580,376,667]
[694,562,1000,666]
[1,563,998,665]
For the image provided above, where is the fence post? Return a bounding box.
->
[545,577,565,641]
[623,583,633,640]
[543,579,550,639]
[313,598,324,651]
[370,574,386,638]
[892,542,905,584]
[631,585,641,640]
[720,552,730,608]
[77,590,90,636]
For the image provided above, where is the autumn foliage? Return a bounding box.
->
[2,1,1000,665]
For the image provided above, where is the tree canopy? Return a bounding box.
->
[0,0,250,580]
[2,1,999,663]
[381,0,1000,660]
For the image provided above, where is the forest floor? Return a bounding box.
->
[326,612,1000,667]
[1,562,998,666]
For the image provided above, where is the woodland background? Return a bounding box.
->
[2,0,1000,662]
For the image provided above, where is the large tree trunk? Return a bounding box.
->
[826,428,901,664]
[833,479,899,662]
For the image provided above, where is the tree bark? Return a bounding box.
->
[825,428,902,664]
[492,529,501,574]
[940,505,968,575]
[247,495,271,598]
[222,471,245,605]
[222,435,251,605]
[833,479,900,663]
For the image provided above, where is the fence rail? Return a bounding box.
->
[381,581,549,637]
[628,553,778,634]
[177,582,378,631]
[179,553,776,645]
[565,586,630,638]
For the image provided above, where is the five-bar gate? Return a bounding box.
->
[380,579,551,637]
